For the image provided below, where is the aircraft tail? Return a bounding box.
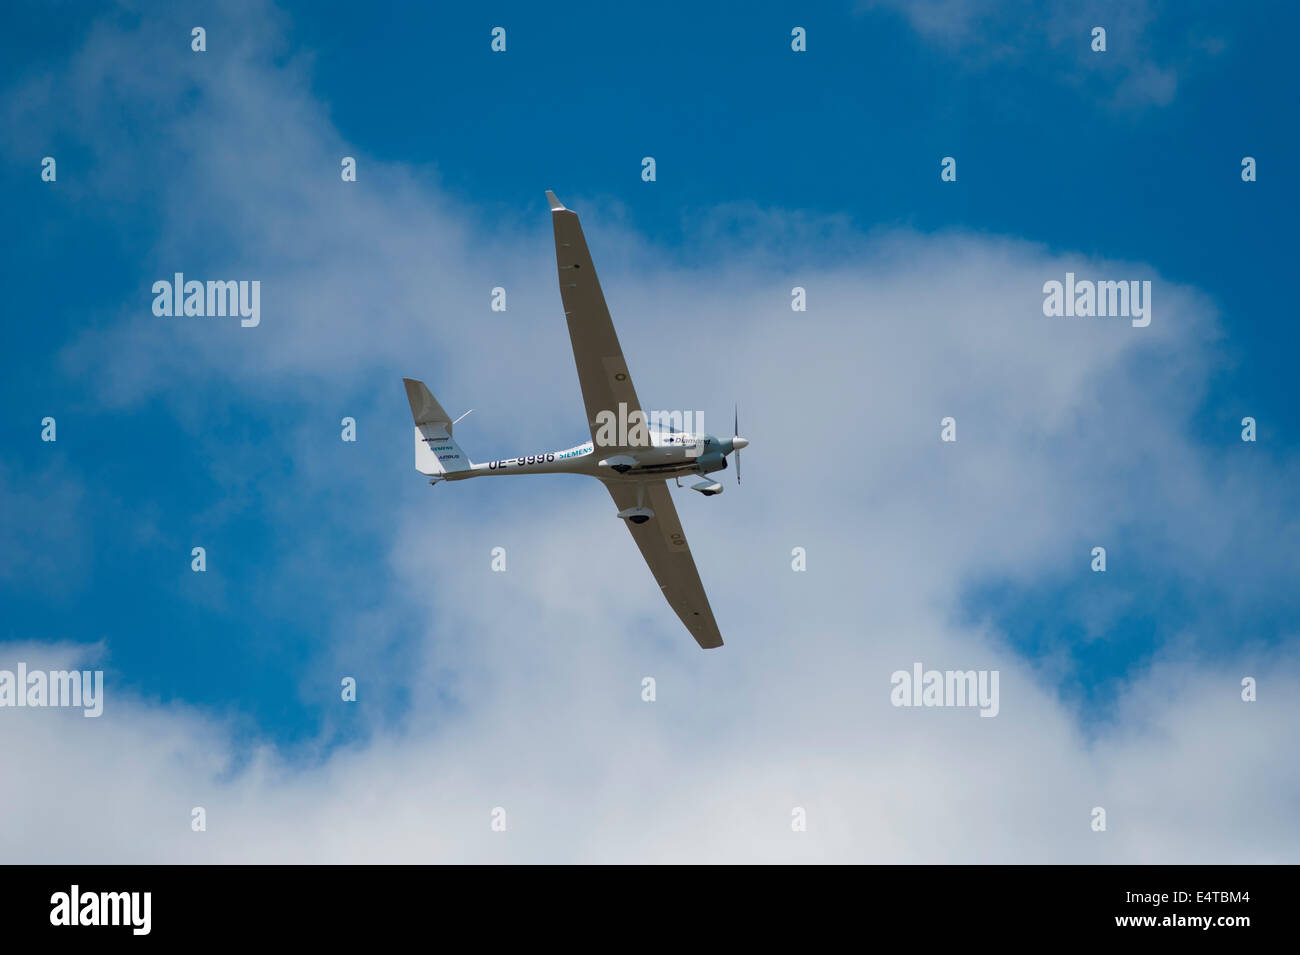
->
[403,378,472,477]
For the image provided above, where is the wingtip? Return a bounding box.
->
[545,190,566,211]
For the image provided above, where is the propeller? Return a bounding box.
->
[732,405,746,485]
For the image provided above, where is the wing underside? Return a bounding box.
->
[602,480,723,649]
[548,191,648,453]
[549,192,721,649]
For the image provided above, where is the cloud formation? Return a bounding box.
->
[859,0,1222,107]
[1,2,1294,863]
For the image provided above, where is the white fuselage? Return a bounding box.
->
[445,430,723,483]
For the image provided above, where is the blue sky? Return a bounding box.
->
[1,2,1297,861]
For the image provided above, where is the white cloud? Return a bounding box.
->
[858,0,1224,108]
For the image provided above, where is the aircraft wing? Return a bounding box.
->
[602,480,724,649]
[547,191,649,453]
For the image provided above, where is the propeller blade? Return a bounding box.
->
[734,404,741,485]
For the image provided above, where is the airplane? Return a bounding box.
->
[402,191,748,649]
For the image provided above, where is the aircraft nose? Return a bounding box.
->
[731,436,749,451]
